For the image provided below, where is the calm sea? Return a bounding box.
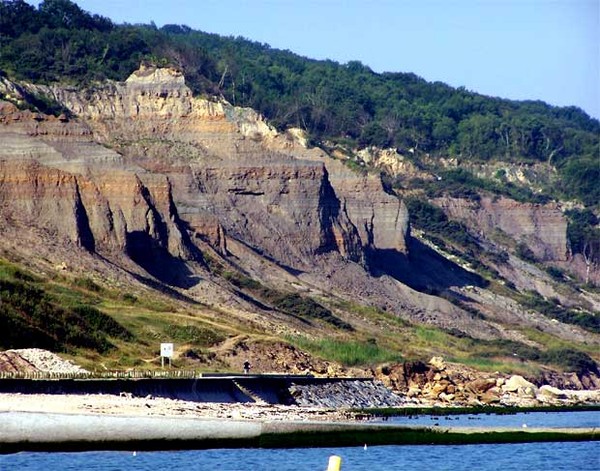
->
[382,409,600,428]
[1,412,598,471]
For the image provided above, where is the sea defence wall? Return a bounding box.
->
[0,375,406,407]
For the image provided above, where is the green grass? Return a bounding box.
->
[0,257,228,367]
[0,276,130,353]
[333,300,411,328]
[447,356,539,376]
[164,324,226,347]
[0,260,40,282]
[286,335,402,367]
[449,336,599,376]
[518,327,599,356]
[1,258,597,377]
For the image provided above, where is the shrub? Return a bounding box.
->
[488,250,510,265]
[519,292,600,334]
[121,292,138,304]
[546,266,564,280]
[224,271,353,330]
[271,293,354,331]
[164,324,225,347]
[0,277,132,352]
[72,305,132,340]
[515,242,536,262]
[565,209,600,264]
[405,197,479,251]
[542,348,599,376]
[418,168,551,205]
[72,277,103,292]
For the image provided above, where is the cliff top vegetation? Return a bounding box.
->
[0,0,598,210]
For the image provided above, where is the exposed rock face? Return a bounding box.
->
[2,66,595,353]
[186,164,364,267]
[0,103,200,284]
[357,146,430,180]
[435,196,569,262]
[38,66,409,269]
[325,164,408,256]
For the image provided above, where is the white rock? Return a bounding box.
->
[502,375,536,393]
[538,385,567,399]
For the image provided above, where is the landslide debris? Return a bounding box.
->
[0,349,88,374]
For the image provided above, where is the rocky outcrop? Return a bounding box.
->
[357,146,430,180]
[182,163,364,268]
[375,357,600,406]
[2,66,594,361]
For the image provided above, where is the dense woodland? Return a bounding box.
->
[0,1,598,216]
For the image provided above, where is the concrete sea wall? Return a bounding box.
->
[0,375,407,407]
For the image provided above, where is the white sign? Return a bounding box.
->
[160,343,174,358]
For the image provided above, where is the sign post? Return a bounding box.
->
[160,343,174,368]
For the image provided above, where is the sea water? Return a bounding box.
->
[1,412,598,471]
[1,442,598,471]
[382,409,600,428]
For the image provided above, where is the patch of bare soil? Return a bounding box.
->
[207,336,345,377]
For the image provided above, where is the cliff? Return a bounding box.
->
[435,196,569,262]
[39,65,408,269]
[0,99,200,286]
[0,66,598,381]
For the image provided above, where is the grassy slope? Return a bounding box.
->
[0,249,597,377]
[0,258,234,371]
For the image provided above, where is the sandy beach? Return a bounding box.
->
[0,392,354,422]
[1,392,598,453]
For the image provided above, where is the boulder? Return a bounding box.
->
[427,381,450,398]
[466,378,496,394]
[518,385,538,399]
[537,385,567,400]
[568,389,600,403]
[429,356,446,371]
[438,392,455,402]
[502,375,536,393]
[480,390,501,404]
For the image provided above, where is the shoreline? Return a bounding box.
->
[0,393,598,453]
[1,392,598,421]
[0,410,597,454]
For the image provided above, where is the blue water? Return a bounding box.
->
[382,410,600,428]
[1,442,598,471]
[1,412,598,470]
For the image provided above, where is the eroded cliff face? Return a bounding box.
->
[0,102,200,284]
[4,66,596,350]
[435,196,569,262]
[39,65,408,269]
